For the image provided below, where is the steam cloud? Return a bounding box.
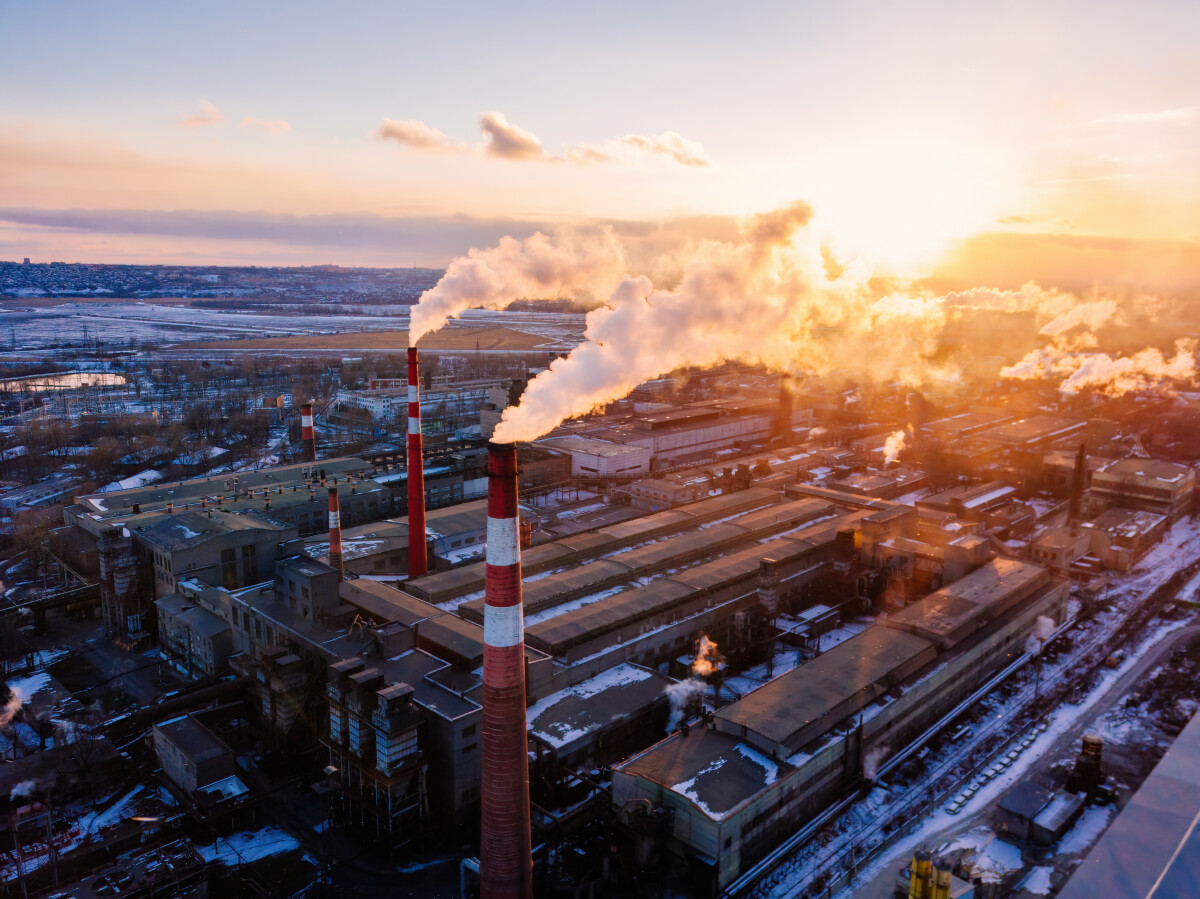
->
[665,678,706,733]
[405,200,1198,441]
[881,429,909,465]
[408,228,627,343]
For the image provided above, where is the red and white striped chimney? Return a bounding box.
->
[327,486,344,580]
[407,348,428,579]
[480,441,532,899]
[301,401,316,463]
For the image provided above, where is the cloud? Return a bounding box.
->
[479,111,549,162]
[182,101,223,127]
[568,132,712,167]
[375,112,711,167]
[1091,107,1198,127]
[240,117,290,135]
[376,118,462,152]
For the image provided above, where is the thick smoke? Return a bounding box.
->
[406,201,1197,439]
[1002,339,1196,396]
[408,228,626,344]
[881,429,909,465]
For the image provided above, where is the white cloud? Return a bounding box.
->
[1091,107,1197,126]
[241,117,290,135]
[182,101,223,127]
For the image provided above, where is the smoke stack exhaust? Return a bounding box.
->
[327,486,344,580]
[301,402,316,463]
[407,348,428,578]
[480,441,533,899]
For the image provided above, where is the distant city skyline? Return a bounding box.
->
[2,1,1198,289]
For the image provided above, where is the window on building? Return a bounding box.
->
[221,548,237,589]
[241,544,257,584]
[462,725,476,738]
[461,743,476,755]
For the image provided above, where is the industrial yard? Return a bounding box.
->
[0,277,1199,899]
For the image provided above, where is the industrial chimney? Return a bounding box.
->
[327,486,344,580]
[479,441,533,899]
[301,401,317,463]
[777,375,794,445]
[407,348,428,578]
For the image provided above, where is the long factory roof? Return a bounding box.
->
[621,558,1062,818]
[403,487,782,604]
[881,559,1052,649]
[713,627,936,757]
[456,498,835,621]
[524,512,859,656]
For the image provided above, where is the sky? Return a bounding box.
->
[2,1,1198,288]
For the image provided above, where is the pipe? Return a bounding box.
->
[479,441,533,899]
[327,486,343,580]
[407,348,428,578]
[301,401,316,463]
[909,850,931,899]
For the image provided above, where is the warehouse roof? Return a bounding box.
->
[154,715,230,765]
[882,559,1052,649]
[527,663,672,754]
[404,487,781,604]
[714,627,936,756]
[620,727,795,820]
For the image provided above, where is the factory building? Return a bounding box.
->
[133,509,298,599]
[1089,457,1195,522]
[612,559,1068,891]
[538,435,653,478]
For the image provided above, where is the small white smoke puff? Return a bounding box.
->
[665,678,707,733]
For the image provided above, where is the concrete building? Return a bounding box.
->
[539,435,653,478]
[132,508,298,599]
[1081,507,1168,572]
[612,560,1068,891]
[156,591,235,676]
[1090,457,1195,521]
[152,713,249,816]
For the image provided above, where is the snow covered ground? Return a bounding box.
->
[198,826,302,865]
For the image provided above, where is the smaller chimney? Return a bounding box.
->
[327,486,344,580]
[301,401,316,463]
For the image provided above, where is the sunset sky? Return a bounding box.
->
[2,1,1198,288]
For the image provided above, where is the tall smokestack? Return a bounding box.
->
[301,402,316,463]
[407,348,428,578]
[1069,442,1086,533]
[777,375,794,444]
[480,441,533,899]
[327,486,344,580]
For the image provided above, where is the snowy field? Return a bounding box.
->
[0,303,585,351]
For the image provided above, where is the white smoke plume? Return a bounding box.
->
[863,746,889,780]
[407,201,1194,437]
[665,678,706,733]
[1025,615,1057,656]
[408,228,627,344]
[881,429,909,466]
[1002,339,1196,396]
[9,780,37,801]
[1034,615,1056,641]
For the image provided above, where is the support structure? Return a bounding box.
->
[328,486,344,580]
[480,441,533,899]
[301,402,316,463]
[407,348,428,578]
